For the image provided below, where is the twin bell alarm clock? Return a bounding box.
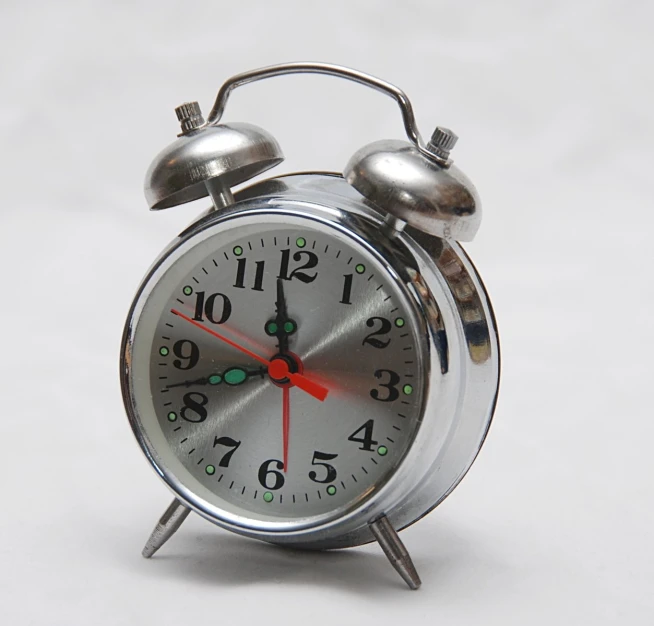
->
[120,62,500,589]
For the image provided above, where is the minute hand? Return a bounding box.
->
[170,309,328,402]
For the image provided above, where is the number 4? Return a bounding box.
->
[348,420,378,451]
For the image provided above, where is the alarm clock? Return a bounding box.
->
[120,62,500,590]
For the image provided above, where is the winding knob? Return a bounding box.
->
[426,126,458,160]
[175,102,205,135]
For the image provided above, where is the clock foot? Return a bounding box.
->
[370,515,421,590]
[142,498,191,558]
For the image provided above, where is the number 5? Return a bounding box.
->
[308,451,338,483]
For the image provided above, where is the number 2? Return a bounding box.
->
[362,317,392,349]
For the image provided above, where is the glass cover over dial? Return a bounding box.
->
[128,213,426,526]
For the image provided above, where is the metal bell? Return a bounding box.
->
[145,102,284,210]
[344,128,481,241]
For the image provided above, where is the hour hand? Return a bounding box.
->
[166,367,266,389]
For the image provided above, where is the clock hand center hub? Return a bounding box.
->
[268,352,303,386]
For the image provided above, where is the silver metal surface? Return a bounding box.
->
[344,140,481,241]
[204,62,450,166]
[204,176,235,210]
[370,515,421,590]
[144,122,283,210]
[141,498,191,558]
[175,102,205,135]
[121,173,500,550]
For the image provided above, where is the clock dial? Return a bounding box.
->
[131,214,426,523]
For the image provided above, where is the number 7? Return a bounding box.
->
[213,436,241,467]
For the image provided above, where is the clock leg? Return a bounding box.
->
[369,515,421,590]
[142,498,191,558]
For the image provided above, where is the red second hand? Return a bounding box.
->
[282,386,290,472]
[171,309,269,366]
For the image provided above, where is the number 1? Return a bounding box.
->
[340,274,353,305]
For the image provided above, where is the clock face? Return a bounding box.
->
[125,211,427,527]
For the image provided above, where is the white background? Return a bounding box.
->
[1,1,652,624]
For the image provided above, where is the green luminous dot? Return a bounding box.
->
[327,485,337,496]
[233,245,243,256]
[377,446,388,456]
[205,465,215,475]
[263,491,274,503]
[283,321,295,333]
[208,374,222,385]
[267,321,278,335]
[355,263,365,274]
[296,237,306,248]
[167,412,177,422]
[395,317,405,328]
[183,285,193,296]
[403,384,414,395]
[224,368,247,386]
[159,346,169,356]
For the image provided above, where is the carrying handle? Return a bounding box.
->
[205,62,445,163]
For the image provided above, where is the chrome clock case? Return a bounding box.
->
[121,63,500,590]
